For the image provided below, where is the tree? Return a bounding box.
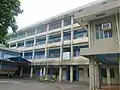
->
[0,0,23,45]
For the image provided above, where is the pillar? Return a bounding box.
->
[107,67,111,85]
[30,67,33,78]
[43,67,46,76]
[20,67,23,77]
[118,54,120,85]
[50,66,52,79]
[70,65,73,82]
[66,66,69,80]
[59,66,62,81]
[89,58,96,90]
[95,61,101,89]
[76,66,79,81]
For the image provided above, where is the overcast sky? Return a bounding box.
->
[16,0,97,29]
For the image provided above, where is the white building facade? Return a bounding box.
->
[8,0,120,89]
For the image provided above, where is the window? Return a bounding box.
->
[63,31,71,40]
[34,51,45,59]
[11,34,17,41]
[102,68,107,77]
[64,17,71,26]
[18,33,25,39]
[27,30,35,36]
[17,41,24,47]
[49,20,62,30]
[96,23,112,39]
[110,68,115,78]
[37,24,47,33]
[73,29,88,39]
[48,33,61,43]
[26,39,34,47]
[24,52,33,59]
[36,37,46,46]
[47,49,60,58]
[10,43,16,47]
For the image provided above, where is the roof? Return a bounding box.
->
[10,0,114,34]
[0,47,21,53]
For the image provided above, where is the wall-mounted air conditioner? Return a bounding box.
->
[101,23,112,30]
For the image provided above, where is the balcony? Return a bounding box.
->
[47,49,60,58]
[73,29,88,44]
[36,41,45,46]
[46,49,60,62]
[24,51,33,60]
[34,51,45,59]
[26,43,34,47]
[37,24,47,34]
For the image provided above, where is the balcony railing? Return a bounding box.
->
[63,36,71,40]
[34,55,45,59]
[48,37,61,43]
[26,43,34,47]
[47,54,60,58]
[36,41,45,46]
[74,32,88,39]
[24,56,32,59]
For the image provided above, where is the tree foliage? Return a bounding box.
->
[0,0,23,45]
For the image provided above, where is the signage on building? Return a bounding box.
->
[63,52,70,60]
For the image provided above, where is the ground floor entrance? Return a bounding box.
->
[30,64,119,85]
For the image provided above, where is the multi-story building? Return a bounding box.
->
[8,0,120,89]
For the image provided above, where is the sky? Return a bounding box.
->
[16,0,97,30]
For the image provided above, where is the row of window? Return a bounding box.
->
[23,46,88,59]
[10,29,88,48]
[9,16,76,41]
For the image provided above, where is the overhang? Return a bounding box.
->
[74,0,120,26]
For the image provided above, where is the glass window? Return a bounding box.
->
[34,51,45,59]
[47,49,60,58]
[10,43,16,47]
[24,52,33,59]
[26,39,34,47]
[64,17,71,26]
[17,41,24,47]
[102,68,107,77]
[110,68,115,78]
[27,30,35,36]
[18,33,25,39]
[96,23,112,39]
[63,31,71,40]
[36,37,46,46]
[37,24,47,33]
[49,20,62,30]
[73,29,88,39]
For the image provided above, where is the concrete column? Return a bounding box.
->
[20,67,23,77]
[70,65,73,82]
[76,66,79,81]
[50,66,52,79]
[107,67,111,85]
[71,16,74,61]
[95,61,101,89]
[59,66,62,81]
[118,54,120,85]
[89,57,96,90]
[32,50,35,60]
[43,67,46,76]
[22,51,24,58]
[119,55,120,85]
[66,66,69,80]
[30,67,33,78]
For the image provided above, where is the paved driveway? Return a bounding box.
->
[0,79,89,90]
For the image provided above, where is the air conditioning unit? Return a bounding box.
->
[101,23,112,30]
